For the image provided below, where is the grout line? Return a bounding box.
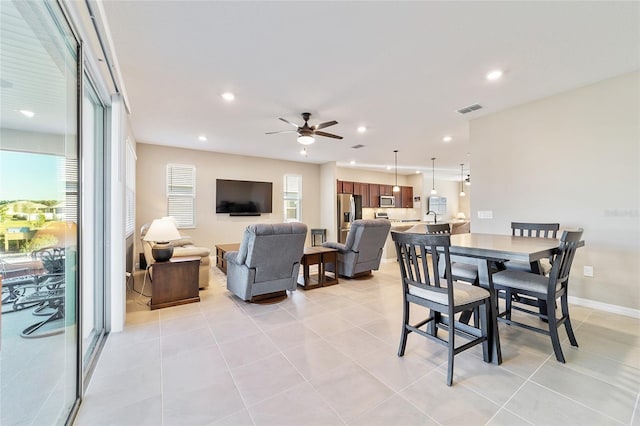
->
[527,378,627,425]
[630,391,640,425]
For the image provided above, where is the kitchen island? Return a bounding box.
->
[382,220,471,261]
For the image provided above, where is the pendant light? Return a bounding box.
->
[459,163,466,197]
[393,150,400,192]
[430,157,437,195]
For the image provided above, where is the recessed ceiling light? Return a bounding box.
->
[415,171,420,174]
[386,165,392,170]
[19,110,35,118]
[357,126,367,133]
[221,92,235,101]
[486,69,503,81]
[443,135,452,142]
[198,135,207,141]
[350,160,356,165]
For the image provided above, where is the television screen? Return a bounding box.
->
[216,179,273,214]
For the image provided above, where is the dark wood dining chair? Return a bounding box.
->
[508,222,560,274]
[506,222,561,317]
[426,222,479,325]
[392,231,491,386]
[492,229,584,363]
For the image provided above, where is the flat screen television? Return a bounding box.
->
[216,179,273,215]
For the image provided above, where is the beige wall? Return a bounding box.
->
[470,71,640,311]
[135,143,322,250]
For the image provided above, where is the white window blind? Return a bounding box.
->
[167,164,195,228]
[63,159,78,223]
[125,142,136,236]
[283,175,302,222]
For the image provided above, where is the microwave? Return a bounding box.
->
[380,195,395,207]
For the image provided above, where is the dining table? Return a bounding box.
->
[436,233,565,365]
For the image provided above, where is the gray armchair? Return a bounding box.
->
[323,219,391,278]
[225,222,307,301]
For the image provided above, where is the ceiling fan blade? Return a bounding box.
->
[265,130,297,135]
[279,118,300,128]
[314,131,343,140]
[313,120,338,130]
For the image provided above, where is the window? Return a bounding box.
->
[125,141,136,236]
[167,164,195,228]
[284,175,302,222]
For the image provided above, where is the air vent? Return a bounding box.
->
[456,103,483,114]
[351,144,365,149]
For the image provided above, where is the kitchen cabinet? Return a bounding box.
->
[401,186,413,208]
[369,184,380,208]
[394,190,402,208]
[380,185,393,196]
[353,182,370,207]
[337,180,412,209]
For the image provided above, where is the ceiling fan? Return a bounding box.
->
[266,112,343,145]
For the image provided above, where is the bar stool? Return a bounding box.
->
[310,228,326,246]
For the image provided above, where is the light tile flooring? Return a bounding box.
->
[75,262,640,425]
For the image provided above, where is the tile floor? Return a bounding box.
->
[74,262,640,425]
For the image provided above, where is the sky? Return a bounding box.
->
[0,151,63,201]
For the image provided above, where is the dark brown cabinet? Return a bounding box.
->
[401,186,414,208]
[337,180,412,208]
[380,185,393,196]
[353,182,370,207]
[369,184,380,208]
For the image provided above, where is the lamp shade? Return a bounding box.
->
[143,218,181,243]
[144,219,181,262]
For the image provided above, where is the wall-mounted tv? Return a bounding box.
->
[216,179,273,215]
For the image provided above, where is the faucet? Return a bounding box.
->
[426,210,437,224]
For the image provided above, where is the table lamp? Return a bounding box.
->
[143,218,182,262]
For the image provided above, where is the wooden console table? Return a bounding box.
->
[150,256,200,310]
[297,246,338,290]
[215,243,240,274]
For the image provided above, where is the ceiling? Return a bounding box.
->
[3,2,639,180]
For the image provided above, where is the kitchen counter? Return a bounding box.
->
[382,220,471,261]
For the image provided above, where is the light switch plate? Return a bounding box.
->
[583,266,594,277]
[477,210,493,219]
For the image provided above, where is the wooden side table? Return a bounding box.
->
[215,243,240,274]
[297,247,338,290]
[150,256,200,310]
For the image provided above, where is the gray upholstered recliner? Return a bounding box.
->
[225,222,307,301]
[323,219,391,278]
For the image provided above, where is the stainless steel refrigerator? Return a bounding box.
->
[337,193,362,244]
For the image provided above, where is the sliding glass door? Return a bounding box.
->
[81,75,107,382]
[0,1,80,423]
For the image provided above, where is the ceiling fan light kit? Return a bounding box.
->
[297,135,315,145]
[267,112,343,145]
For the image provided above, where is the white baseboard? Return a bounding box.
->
[568,296,640,319]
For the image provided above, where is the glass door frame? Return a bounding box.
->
[79,69,109,392]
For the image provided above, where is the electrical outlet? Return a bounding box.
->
[583,266,593,277]
[477,210,493,219]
